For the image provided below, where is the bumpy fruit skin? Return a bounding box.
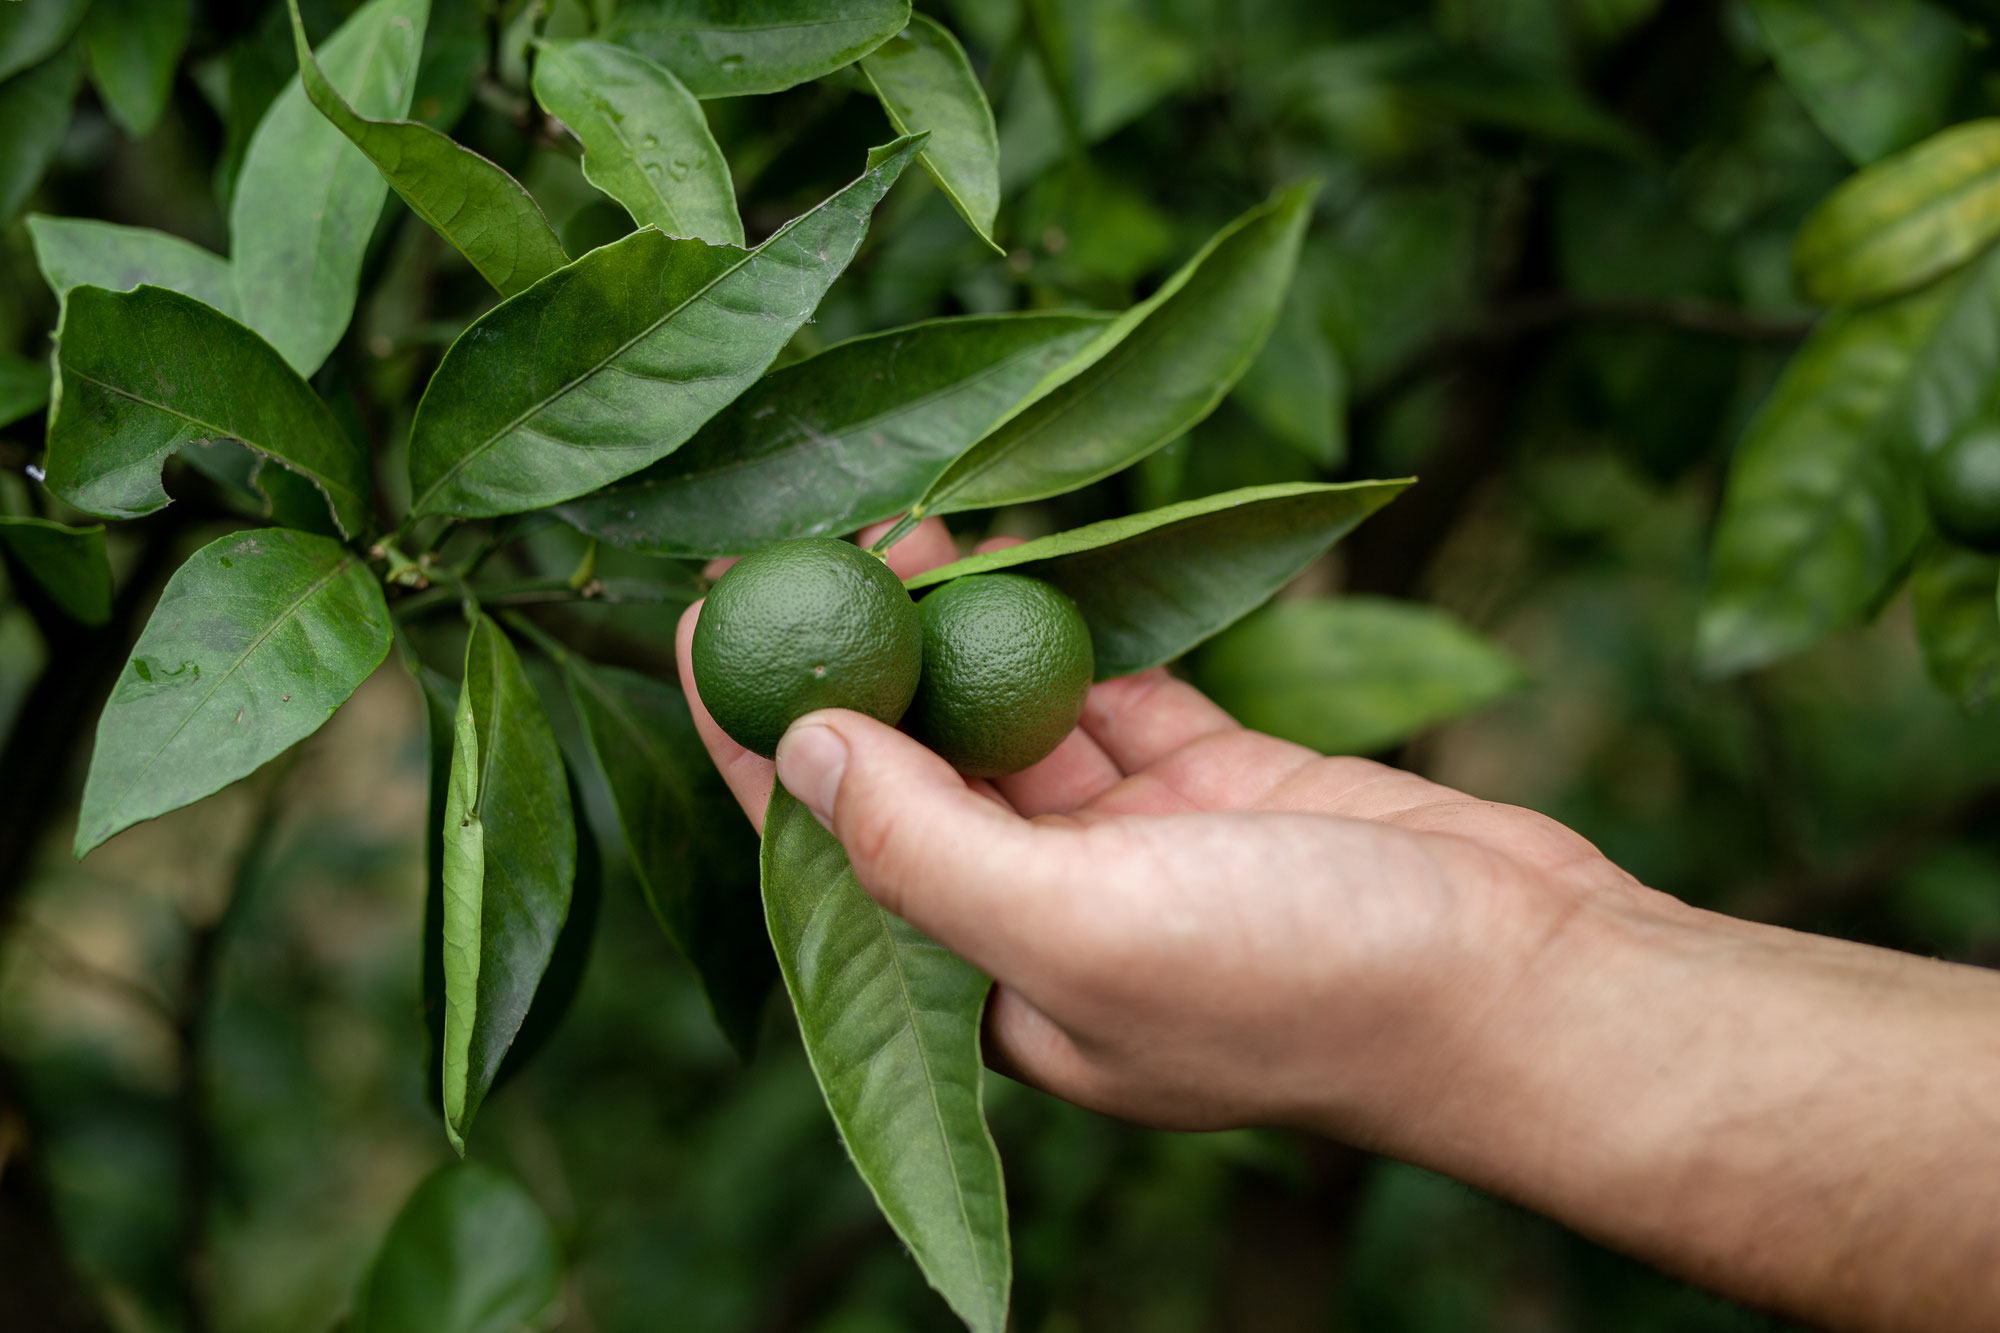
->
[692,537,922,757]
[910,573,1095,778]
[1925,420,2000,553]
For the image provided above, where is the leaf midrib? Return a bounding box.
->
[609,332,1089,495]
[410,225,778,514]
[863,893,993,1312]
[95,552,355,840]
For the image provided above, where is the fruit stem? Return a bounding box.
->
[870,509,923,554]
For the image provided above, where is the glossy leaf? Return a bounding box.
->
[1698,274,1966,675]
[73,528,392,857]
[418,663,456,1111]
[1746,0,1966,165]
[910,180,1315,520]
[1910,542,2000,711]
[555,645,771,1054]
[1231,283,1345,468]
[495,767,601,1085]
[45,285,372,539]
[557,312,1108,558]
[0,517,112,626]
[763,783,1008,1333]
[1194,596,1523,755]
[231,0,426,376]
[532,40,742,246]
[287,0,567,298]
[0,0,89,84]
[906,479,1411,678]
[607,0,910,98]
[1897,235,2000,458]
[1794,119,2000,307]
[0,46,83,223]
[861,15,1001,252]
[408,136,923,519]
[351,1162,561,1333]
[27,214,237,316]
[0,352,49,429]
[81,0,192,138]
[440,615,576,1154]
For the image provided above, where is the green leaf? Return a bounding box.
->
[1193,596,1523,755]
[0,516,112,626]
[606,0,910,98]
[26,214,237,317]
[351,1161,562,1333]
[0,352,49,429]
[1746,0,1967,166]
[440,615,576,1154]
[81,0,191,138]
[1910,541,2000,711]
[45,285,373,539]
[417,663,456,1112]
[1698,271,1971,675]
[1231,282,1346,469]
[0,0,89,84]
[910,180,1316,520]
[762,782,1008,1333]
[73,528,392,857]
[906,480,1411,679]
[287,0,567,298]
[554,646,771,1054]
[496,764,601,1083]
[407,135,923,519]
[1793,119,2000,307]
[231,0,426,376]
[1896,226,2000,458]
[531,40,742,246]
[556,311,1108,558]
[861,15,1001,253]
[0,46,83,223]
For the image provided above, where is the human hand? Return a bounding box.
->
[677,518,2000,1333]
[674,516,1648,1139]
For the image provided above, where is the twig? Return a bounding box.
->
[391,576,694,621]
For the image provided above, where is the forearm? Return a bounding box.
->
[1364,887,2000,1332]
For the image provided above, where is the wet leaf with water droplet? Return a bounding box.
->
[532,40,741,245]
[75,528,392,857]
[286,0,567,297]
[408,137,921,518]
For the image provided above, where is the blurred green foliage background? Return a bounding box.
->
[4,0,2000,1329]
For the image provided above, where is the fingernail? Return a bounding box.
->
[776,723,848,825]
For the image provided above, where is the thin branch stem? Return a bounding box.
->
[392,577,692,622]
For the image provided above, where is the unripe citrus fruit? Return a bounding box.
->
[909,573,1094,778]
[1925,419,2000,552]
[691,537,921,757]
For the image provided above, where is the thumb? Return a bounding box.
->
[774,709,1076,983]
